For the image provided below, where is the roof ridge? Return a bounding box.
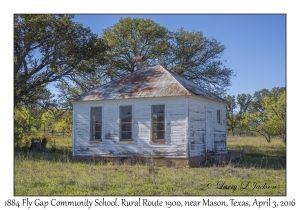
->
[72,65,227,103]
[157,65,192,96]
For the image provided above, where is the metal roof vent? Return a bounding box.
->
[134,56,144,71]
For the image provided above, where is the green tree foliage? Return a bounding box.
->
[244,87,286,143]
[224,95,238,135]
[14,106,37,133]
[14,14,108,108]
[14,105,44,146]
[261,89,286,142]
[236,93,252,135]
[100,17,234,96]
[167,28,234,95]
[41,109,56,133]
[14,106,31,146]
[41,108,72,135]
[53,109,72,136]
[100,17,170,79]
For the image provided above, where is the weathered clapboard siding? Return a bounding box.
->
[72,96,188,158]
[188,97,227,157]
[188,98,206,157]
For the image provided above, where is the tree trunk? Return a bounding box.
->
[282,134,286,143]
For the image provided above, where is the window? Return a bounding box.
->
[91,107,102,141]
[217,109,222,124]
[120,106,132,141]
[151,105,165,143]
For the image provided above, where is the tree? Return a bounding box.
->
[14,106,33,133]
[55,68,106,109]
[166,28,234,96]
[14,105,44,146]
[53,110,72,137]
[14,14,108,108]
[236,93,252,136]
[245,87,286,142]
[244,112,274,142]
[100,17,234,96]
[41,109,55,134]
[262,89,286,142]
[41,108,63,135]
[224,95,238,135]
[100,17,170,79]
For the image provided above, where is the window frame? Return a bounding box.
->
[90,106,103,142]
[150,104,166,144]
[119,105,133,142]
[217,109,222,125]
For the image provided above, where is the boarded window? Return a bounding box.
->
[91,107,102,141]
[120,106,132,141]
[152,105,165,143]
[217,109,221,124]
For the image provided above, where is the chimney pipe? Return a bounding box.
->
[134,56,144,71]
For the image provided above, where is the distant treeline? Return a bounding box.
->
[225,87,286,143]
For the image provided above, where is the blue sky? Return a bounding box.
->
[68,14,286,97]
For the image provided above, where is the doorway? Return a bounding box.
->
[206,110,214,153]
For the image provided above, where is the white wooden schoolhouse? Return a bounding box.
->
[72,62,228,167]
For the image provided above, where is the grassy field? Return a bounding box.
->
[14,135,286,196]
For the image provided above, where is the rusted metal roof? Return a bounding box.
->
[73,65,227,103]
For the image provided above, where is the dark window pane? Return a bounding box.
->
[94,123,102,132]
[153,131,164,140]
[157,123,164,131]
[217,110,221,123]
[121,132,132,140]
[152,105,164,114]
[152,105,165,141]
[157,131,164,139]
[157,113,164,122]
[91,107,102,141]
[91,107,102,123]
[152,123,164,131]
[121,106,132,123]
[91,107,102,116]
[121,123,132,132]
[120,106,132,140]
[93,132,101,140]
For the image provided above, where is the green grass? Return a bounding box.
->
[227,136,286,170]
[14,135,286,196]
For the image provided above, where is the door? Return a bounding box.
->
[206,110,214,153]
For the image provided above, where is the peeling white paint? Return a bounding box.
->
[73,96,227,158]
